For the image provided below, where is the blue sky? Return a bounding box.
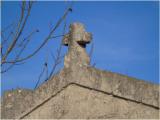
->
[1,1,159,95]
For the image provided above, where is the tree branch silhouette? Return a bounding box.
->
[1,1,73,73]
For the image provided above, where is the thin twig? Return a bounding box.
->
[1,29,36,73]
[46,18,67,81]
[3,3,72,64]
[2,1,33,64]
[34,64,46,89]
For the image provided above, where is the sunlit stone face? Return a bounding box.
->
[62,22,92,68]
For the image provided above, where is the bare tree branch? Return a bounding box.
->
[1,30,37,73]
[89,41,94,59]
[1,1,33,64]
[34,63,46,89]
[1,1,74,78]
[89,40,96,67]
[46,18,67,81]
[3,3,72,65]
[1,22,15,33]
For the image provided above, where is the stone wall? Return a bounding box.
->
[23,84,159,119]
[1,67,159,119]
[1,22,159,119]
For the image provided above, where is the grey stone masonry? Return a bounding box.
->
[63,23,92,68]
[1,22,159,119]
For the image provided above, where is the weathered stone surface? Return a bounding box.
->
[2,66,159,119]
[1,22,159,119]
[63,23,92,46]
[1,69,70,119]
[63,23,92,68]
[71,66,159,108]
[1,89,34,118]
[23,84,159,119]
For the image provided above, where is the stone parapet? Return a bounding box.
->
[1,22,159,119]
